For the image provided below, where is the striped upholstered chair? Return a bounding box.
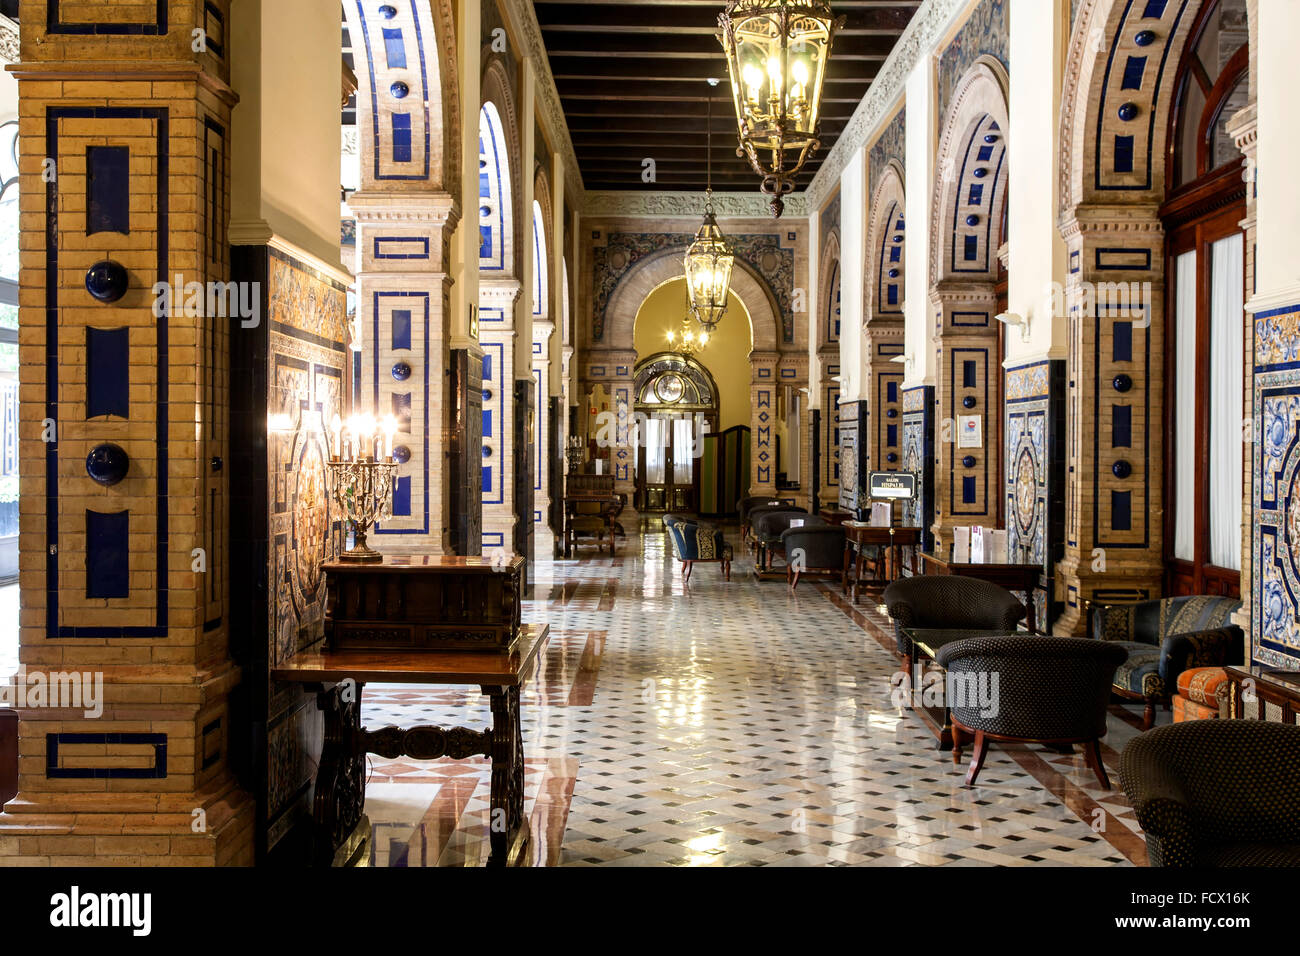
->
[1121,720,1300,866]
[663,514,732,582]
[1091,596,1242,730]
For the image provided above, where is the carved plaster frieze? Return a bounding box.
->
[348,190,460,227]
[583,190,809,220]
[805,0,969,209]
[0,16,17,63]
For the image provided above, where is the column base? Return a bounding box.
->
[0,778,255,866]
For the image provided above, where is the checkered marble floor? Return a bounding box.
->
[361,526,1154,866]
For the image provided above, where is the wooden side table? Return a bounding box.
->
[273,623,551,867]
[1225,665,1300,723]
[841,524,922,602]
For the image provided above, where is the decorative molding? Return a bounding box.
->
[0,16,17,63]
[583,190,808,220]
[806,0,970,209]
[501,0,585,207]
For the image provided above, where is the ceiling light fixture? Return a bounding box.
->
[719,0,844,217]
[683,79,735,334]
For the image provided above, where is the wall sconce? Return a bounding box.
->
[995,311,1031,343]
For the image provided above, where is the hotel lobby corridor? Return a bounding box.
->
[361,528,1147,866]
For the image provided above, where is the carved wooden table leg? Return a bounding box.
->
[484,684,526,866]
[313,681,368,867]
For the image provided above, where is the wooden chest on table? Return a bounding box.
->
[323,555,524,654]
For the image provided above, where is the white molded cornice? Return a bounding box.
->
[347,190,460,225]
[805,0,970,209]
[583,190,808,220]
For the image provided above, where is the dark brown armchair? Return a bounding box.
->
[1120,720,1300,866]
[882,575,1026,671]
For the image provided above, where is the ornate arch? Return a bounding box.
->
[480,56,521,277]
[1059,0,1206,211]
[818,229,841,346]
[866,160,906,323]
[930,57,1010,284]
[602,247,782,354]
[342,0,459,195]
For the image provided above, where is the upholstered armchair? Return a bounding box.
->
[752,510,822,571]
[741,499,798,548]
[663,514,732,582]
[1091,596,1242,729]
[882,575,1026,671]
[781,524,846,590]
[1120,720,1300,866]
[936,636,1129,788]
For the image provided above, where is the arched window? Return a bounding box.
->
[532,199,547,318]
[1162,0,1248,596]
[826,261,840,343]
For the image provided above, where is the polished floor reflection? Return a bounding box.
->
[362,528,1152,866]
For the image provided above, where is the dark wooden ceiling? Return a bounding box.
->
[535,0,922,193]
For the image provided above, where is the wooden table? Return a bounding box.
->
[1224,665,1300,721]
[272,623,551,867]
[918,552,1042,634]
[841,523,923,602]
[562,494,619,558]
[818,508,854,526]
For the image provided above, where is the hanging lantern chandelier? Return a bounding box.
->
[684,79,735,334]
[718,0,844,217]
[666,311,709,358]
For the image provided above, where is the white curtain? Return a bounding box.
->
[1209,233,1244,570]
[645,417,666,484]
[1173,250,1197,562]
[673,417,694,484]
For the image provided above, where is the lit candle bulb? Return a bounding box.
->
[381,415,399,459]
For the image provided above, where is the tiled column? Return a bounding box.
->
[930,283,1002,554]
[532,320,555,550]
[863,321,906,475]
[479,278,522,553]
[0,1,254,864]
[350,192,459,556]
[777,353,810,510]
[902,386,936,555]
[750,352,780,497]
[1054,211,1165,635]
[817,344,841,506]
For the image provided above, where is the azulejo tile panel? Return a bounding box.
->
[937,0,1009,122]
[868,106,906,195]
[1253,315,1300,668]
[902,386,935,551]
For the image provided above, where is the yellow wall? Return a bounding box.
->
[632,278,753,432]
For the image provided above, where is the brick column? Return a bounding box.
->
[863,320,906,476]
[1054,210,1165,635]
[816,344,841,506]
[750,352,780,497]
[930,283,1002,554]
[531,320,555,551]
[350,191,459,556]
[0,1,254,865]
[478,278,521,553]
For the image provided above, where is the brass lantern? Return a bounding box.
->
[719,0,844,217]
[683,191,734,334]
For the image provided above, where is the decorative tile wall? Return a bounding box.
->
[1252,304,1300,668]
[1005,360,1066,630]
[837,400,867,513]
[902,386,935,553]
[938,0,1010,124]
